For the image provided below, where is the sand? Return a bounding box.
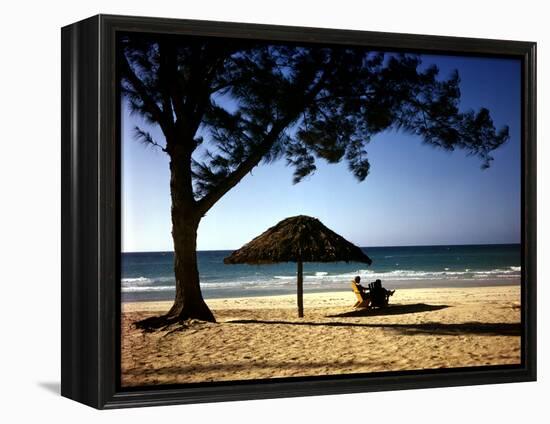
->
[121,285,521,387]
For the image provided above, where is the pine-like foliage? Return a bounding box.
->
[120,34,509,212]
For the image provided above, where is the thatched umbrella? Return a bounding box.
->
[224,215,372,317]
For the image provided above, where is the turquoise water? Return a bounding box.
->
[121,244,521,302]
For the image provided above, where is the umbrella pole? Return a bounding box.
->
[297,260,304,318]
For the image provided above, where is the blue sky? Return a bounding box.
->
[121,53,521,252]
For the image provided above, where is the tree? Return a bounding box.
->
[120,34,509,326]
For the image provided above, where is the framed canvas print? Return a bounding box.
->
[61,14,536,409]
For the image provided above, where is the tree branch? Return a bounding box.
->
[134,127,168,152]
[195,123,285,216]
[196,66,330,216]
[158,39,178,126]
[120,53,172,135]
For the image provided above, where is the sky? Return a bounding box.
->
[121,51,521,252]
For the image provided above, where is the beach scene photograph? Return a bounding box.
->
[119,32,521,387]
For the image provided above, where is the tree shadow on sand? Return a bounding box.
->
[226,301,521,337]
[226,319,520,336]
[328,303,449,318]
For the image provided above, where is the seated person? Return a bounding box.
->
[373,279,395,297]
[369,279,395,306]
[352,276,369,297]
[351,276,371,307]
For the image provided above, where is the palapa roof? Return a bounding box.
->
[224,215,372,265]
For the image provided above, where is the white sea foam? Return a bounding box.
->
[122,285,174,292]
[121,277,152,286]
[121,276,176,286]
[122,267,521,293]
[297,268,520,283]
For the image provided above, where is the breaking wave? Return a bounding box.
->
[122,266,521,293]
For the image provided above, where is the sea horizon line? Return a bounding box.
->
[122,242,521,255]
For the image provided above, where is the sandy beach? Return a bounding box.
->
[121,285,521,387]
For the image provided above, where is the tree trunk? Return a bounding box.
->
[166,143,215,323]
[297,260,304,318]
[166,217,215,322]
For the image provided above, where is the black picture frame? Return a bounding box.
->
[61,14,537,409]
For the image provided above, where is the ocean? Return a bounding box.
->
[121,244,521,302]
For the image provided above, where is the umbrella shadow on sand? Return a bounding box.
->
[226,304,521,336]
[327,303,449,318]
